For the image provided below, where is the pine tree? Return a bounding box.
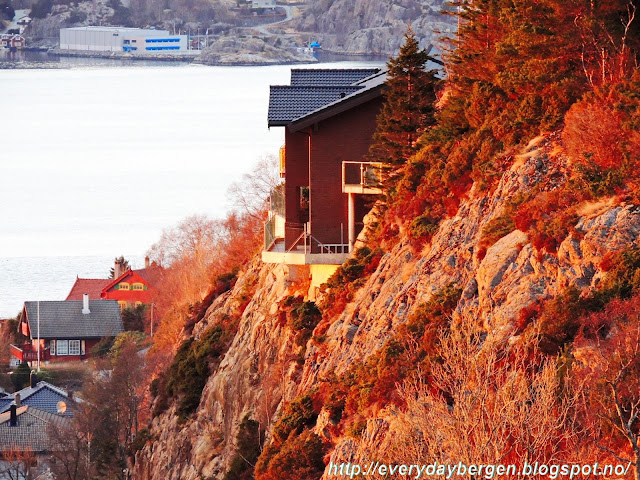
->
[368,28,438,168]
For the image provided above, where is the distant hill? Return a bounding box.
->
[292,0,456,55]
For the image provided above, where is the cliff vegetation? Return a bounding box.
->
[126,2,640,480]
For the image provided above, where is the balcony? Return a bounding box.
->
[342,161,384,194]
[262,224,350,265]
[10,344,50,363]
[264,185,286,251]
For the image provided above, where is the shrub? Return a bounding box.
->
[11,362,31,391]
[90,337,114,358]
[255,430,326,480]
[224,415,263,480]
[128,428,151,456]
[319,247,383,317]
[185,269,238,334]
[477,213,515,260]
[162,324,233,422]
[409,215,439,241]
[271,395,317,444]
[121,304,146,332]
[563,98,624,170]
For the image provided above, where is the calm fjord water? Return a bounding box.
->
[0,59,383,317]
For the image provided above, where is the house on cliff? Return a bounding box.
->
[263,68,386,292]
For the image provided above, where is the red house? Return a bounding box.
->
[12,296,123,364]
[66,258,162,311]
[263,68,386,293]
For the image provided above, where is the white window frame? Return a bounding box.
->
[50,339,56,356]
[57,340,68,356]
[69,340,81,356]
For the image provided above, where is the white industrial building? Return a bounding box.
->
[59,26,187,53]
[251,0,276,8]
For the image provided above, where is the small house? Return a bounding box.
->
[0,375,73,417]
[263,68,386,293]
[66,258,162,312]
[0,405,70,477]
[12,296,123,364]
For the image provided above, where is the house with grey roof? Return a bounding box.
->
[263,67,387,296]
[0,377,73,418]
[11,295,123,364]
[0,404,71,479]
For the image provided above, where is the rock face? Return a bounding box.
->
[293,0,456,55]
[195,35,316,65]
[132,137,640,479]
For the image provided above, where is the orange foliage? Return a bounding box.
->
[563,99,625,170]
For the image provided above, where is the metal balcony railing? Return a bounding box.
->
[286,224,349,255]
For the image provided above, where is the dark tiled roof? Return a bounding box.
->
[0,406,70,452]
[290,68,381,86]
[268,85,363,126]
[65,277,110,300]
[288,71,388,131]
[24,300,123,339]
[0,399,12,413]
[0,382,73,417]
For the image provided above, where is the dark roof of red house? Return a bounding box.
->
[290,68,381,86]
[268,68,388,129]
[288,71,387,131]
[65,278,111,301]
[268,85,364,126]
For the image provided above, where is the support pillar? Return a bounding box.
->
[348,192,355,252]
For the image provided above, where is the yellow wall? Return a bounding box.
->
[309,264,340,299]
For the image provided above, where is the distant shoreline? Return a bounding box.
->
[47,48,200,62]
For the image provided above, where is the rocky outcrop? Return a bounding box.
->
[132,136,640,479]
[195,35,316,65]
[293,0,456,55]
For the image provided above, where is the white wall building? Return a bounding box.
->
[60,26,187,53]
[251,0,276,8]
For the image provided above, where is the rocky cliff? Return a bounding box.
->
[132,134,640,479]
[292,0,456,55]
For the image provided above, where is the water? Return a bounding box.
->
[0,56,385,317]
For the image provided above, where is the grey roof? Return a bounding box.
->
[288,70,388,131]
[24,300,123,339]
[0,406,70,453]
[0,382,73,417]
[290,68,381,86]
[268,85,364,126]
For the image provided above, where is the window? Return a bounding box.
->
[135,301,143,307]
[69,340,81,356]
[57,340,68,356]
[50,340,55,356]
[118,301,129,311]
[118,282,130,290]
[132,283,144,291]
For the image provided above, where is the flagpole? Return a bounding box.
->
[37,300,41,372]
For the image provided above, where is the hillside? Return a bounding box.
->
[290,0,454,54]
[132,136,640,479]
[131,2,640,479]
